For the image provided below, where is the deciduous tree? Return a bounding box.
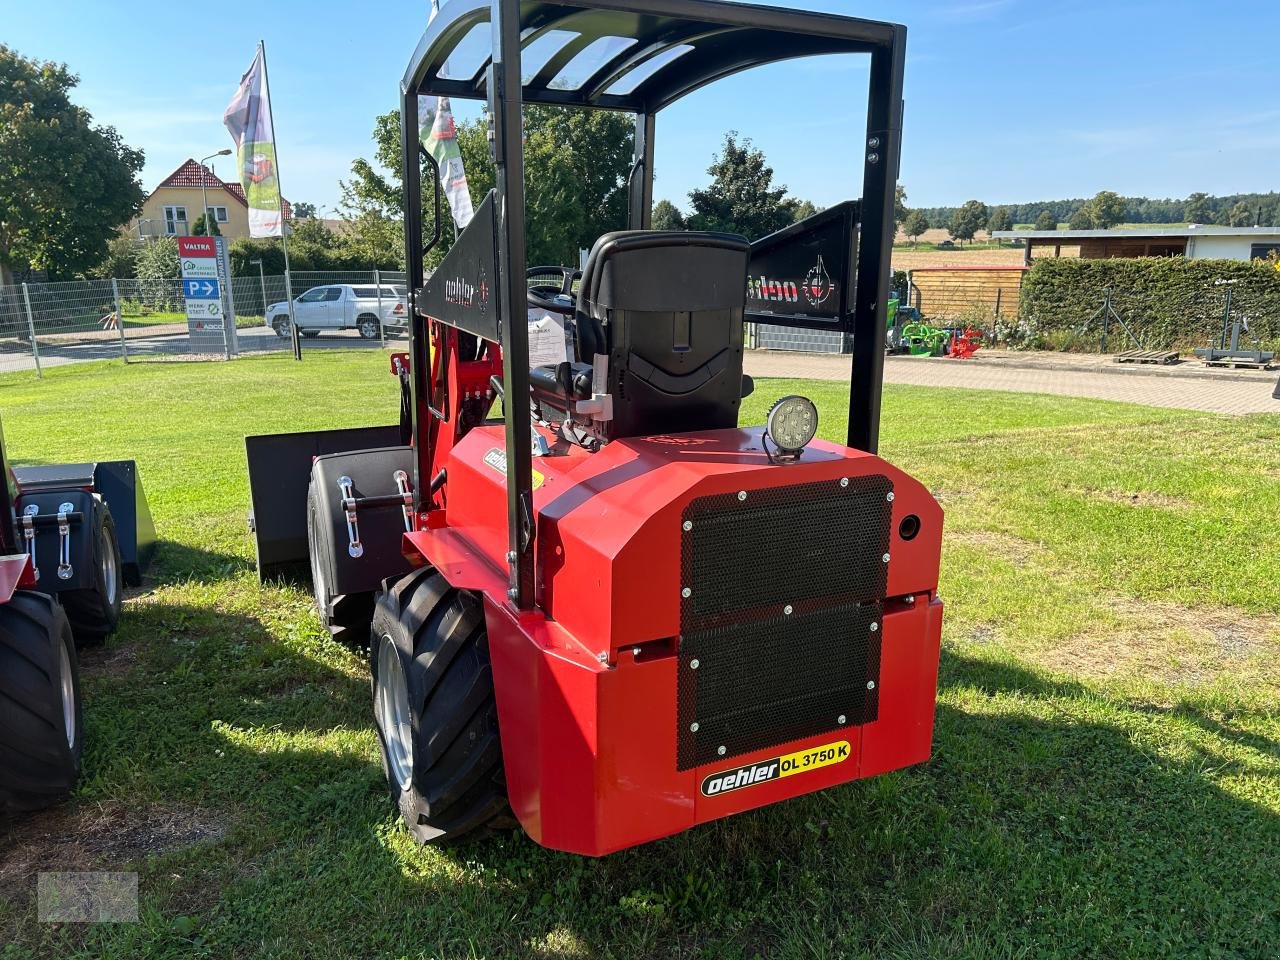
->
[1081,190,1125,229]
[793,200,820,223]
[652,200,686,231]
[0,45,145,284]
[687,133,797,239]
[1034,210,1058,231]
[1184,192,1212,224]
[903,209,929,247]
[1068,207,1094,230]
[949,200,989,244]
[342,105,633,268]
[1228,201,1254,227]
[987,206,1014,234]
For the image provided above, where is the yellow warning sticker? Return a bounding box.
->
[700,740,851,796]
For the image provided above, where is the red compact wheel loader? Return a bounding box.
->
[0,418,155,814]
[246,0,943,856]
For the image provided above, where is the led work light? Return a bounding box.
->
[764,395,819,460]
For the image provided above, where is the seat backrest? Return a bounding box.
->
[576,230,750,439]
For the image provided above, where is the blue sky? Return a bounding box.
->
[6,0,1278,215]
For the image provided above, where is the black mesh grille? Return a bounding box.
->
[677,476,892,770]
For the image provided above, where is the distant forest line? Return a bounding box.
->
[917,192,1280,228]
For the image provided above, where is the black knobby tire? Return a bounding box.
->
[60,502,123,648]
[370,567,513,845]
[356,316,381,340]
[306,485,374,648]
[0,592,82,815]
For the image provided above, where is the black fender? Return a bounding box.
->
[309,446,416,599]
[11,460,154,587]
[244,425,401,581]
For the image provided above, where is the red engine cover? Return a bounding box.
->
[405,426,943,855]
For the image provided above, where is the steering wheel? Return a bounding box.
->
[527,265,579,316]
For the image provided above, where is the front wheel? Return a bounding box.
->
[0,592,81,814]
[356,316,381,340]
[272,316,291,338]
[370,567,513,845]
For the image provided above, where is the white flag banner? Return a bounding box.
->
[223,46,284,238]
[420,0,474,230]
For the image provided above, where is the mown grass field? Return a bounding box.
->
[1,352,1278,959]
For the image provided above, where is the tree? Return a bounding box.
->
[1034,210,1058,231]
[894,185,908,225]
[948,200,989,244]
[191,212,221,237]
[0,45,145,284]
[686,133,798,239]
[342,105,633,268]
[134,236,179,311]
[1068,207,1094,230]
[987,206,1014,235]
[135,236,178,279]
[1081,190,1125,229]
[290,217,339,246]
[291,201,317,219]
[793,200,819,223]
[1227,201,1254,227]
[903,209,929,247]
[652,199,686,231]
[1184,192,1212,224]
[88,235,139,280]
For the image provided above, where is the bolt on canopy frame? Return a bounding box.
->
[402,0,906,608]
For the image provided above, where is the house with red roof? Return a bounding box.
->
[128,159,291,240]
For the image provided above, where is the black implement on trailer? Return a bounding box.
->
[0,418,155,814]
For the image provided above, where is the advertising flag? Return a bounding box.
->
[224,46,285,238]
[420,1,474,230]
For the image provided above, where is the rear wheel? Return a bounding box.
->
[370,567,512,845]
[356,316,381,340]
[0,592,82,815]
[306,485,373,647]
[60,503,123,648]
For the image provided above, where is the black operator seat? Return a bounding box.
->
[576,230,753,439]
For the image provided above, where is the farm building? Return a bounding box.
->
[907,265,1027,320]
[993,226,1280,264]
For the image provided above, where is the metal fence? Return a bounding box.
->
[8,269,1271,375]
[0,270,410,377]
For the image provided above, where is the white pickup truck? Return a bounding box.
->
[266,283,408,339]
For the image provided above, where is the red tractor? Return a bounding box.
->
[247,0,942,856]
[0,420,154,814]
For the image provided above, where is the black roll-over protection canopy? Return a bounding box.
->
[404,0,899,112]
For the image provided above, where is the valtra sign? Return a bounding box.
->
[177,237,218,258]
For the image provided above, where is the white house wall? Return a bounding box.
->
[1186,234,1280,261]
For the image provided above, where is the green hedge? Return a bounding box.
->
[1016,257,1280,351]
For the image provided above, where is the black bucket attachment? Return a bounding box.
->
[12,460,156,587]
[245,425,401,582]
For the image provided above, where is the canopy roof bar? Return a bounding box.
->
[403,0,897,114]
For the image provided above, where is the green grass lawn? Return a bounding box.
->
[0,353,1277,959]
